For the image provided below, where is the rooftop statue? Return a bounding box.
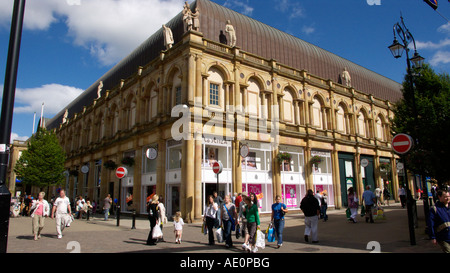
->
[162,24,174,50]
[225,20,236,47]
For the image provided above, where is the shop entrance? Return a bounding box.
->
[360,155,375,191]
[338,152,355,207]
[167,184,180,220]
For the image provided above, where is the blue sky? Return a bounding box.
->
[0,0,450,142]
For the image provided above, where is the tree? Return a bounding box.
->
[14,127,66,194]
[391,64,450,186]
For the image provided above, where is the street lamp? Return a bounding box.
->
[388,16,427,246]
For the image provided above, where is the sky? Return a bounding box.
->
[0,0,450,143]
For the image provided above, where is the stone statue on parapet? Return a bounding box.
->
[183,1,193,32]
[163,24,174,50]
[97,81,103,99]
[225,20,236,47]
[341,67,351,87]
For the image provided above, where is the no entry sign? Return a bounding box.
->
[392,133,413,155]
[212,161,223,174]
[115,166,128,179]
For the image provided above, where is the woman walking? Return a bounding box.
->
[347,187,359,223]
[30,192,50,240]
[271,195,288,248]
[243,195,260,253]
[203,195,218,245]
[221,195,238,248]
[146,194,160,245]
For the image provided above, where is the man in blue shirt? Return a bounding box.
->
[271,195,288,248]
[362,185,376,223]
[428,190,450,253]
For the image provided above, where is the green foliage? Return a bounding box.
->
[14,127,66,191]
[391,64,450,184]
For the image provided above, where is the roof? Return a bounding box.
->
[47,0,401,130]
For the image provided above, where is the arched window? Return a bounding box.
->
[208,67,225,109]
[376,115,386,141]
[357,110,368,138]
[336,104,348,134]
[283,89,295,124]
[312,97,323,129]
[247,78,261,116]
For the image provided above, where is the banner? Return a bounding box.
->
[424,0,438,10]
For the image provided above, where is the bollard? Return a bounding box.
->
[131,210,136,229]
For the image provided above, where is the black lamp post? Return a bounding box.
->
[0,0,26,253]
[388,16,426,246]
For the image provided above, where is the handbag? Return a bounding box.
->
[152,224,163,239]
[360,204,366,217]
[201,222,206,235]
[215,227,224,243]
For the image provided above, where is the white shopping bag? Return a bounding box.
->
[152,224,163,239]
[255,229,265,249]
[215,227,224,243]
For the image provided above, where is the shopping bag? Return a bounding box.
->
[255,229,265,249]
[152,224,163,239]
[215,227,224,243]
[267,227,275,243]
[360,205,365,217]
[235,223,241,239]
[346,207,351,220]
[202,222,207,235]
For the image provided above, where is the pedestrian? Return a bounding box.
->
[30,192,50,240]
[398,185,406,208]
[103,194,112,221]
[347,187,359,223]
[51,189,72,239]
[271,195,287,248]
[300,189,320,243]
[362,185,376,223]
[321,192,328,222]
[146,194,160,245]
[213,191,224,227]
[234,192,242,211]
[203,195,218,245]
[375,187,382,206]
[221,194,238,248]
[383,187,390,206]
[76,195,85,219]
[174,211,184,244]
[239,193,249,250]
[243,195,260,253]
[428,190,450,253]
[157,195,167,242]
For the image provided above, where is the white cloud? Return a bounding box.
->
[429,51,450,66]
[275,0,304,19]
[10,132,29,143]
[415,38,450,50]
[302,25,315,35]
[13,84,84,115]
[0,0,185,65]
[223,0,254,16]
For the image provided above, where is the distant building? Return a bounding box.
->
[46,0,409,221]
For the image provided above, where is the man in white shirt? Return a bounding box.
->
[51,189,72,239]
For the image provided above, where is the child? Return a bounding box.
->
[174,211,184,244]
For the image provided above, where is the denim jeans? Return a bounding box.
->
[104,208,109,220]
[273,218,285,245]
[222,219,233,246]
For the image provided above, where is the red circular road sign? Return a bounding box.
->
[392,134,413,154]
[115,166,128,179]
[212,161,223,174]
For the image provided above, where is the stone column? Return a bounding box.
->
[194,134,203,221]
[133,147,142,213]
[331,148,341,209]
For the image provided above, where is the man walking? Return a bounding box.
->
[398,185,406,208]
[428,190,450,253]
[103,194,112,221]
[300,189,320,243]
[51,189,72,239]
[362,185,376,223]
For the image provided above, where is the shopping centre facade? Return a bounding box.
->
[46,0,409,221]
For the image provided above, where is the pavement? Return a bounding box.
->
[5,201,441,255]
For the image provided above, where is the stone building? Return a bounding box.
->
[47,0,407,221]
